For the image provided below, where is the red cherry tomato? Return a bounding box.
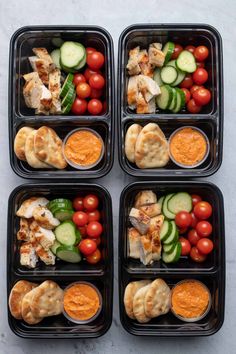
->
[89,73,105,89]
[190,212,198,228]
[175,211,192,229]
[87,51,105,70]
[79,239,97,256]
[196,221,212,238]
[190,85,204,95]
[73,197,84,211]
[87,99,103,115]
[192,88,211,106]
[187,98,202,113]
[87,221,103,238]
[188,229,201,246]
[73,73,86,86]
[86,47,96,55]
[190,246,207,262]
[76,82,91,99]
[191,194,202,206]
[84,68,102,81]
[86,248,102,264]
[196,62,205,69]
[90,237,101,247]
[179,237,191,256]
[171,44,183,59]
[179,227,188,235]
[194,46,209,62]
[90,88,103,99]
[194,201,212,220]
[179,74,193,89]
[197,238,214,255]
[87,210,101,222]
[185,45,196,54]
[77,226,87,238]
[192,68,208,85]
[72,211,89,227]
[83,194,99,211]
[71,98,87,115]
[181,88,191,103]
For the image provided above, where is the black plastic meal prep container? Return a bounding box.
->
[7,183,113,338]
[119,181,225,336]
[9,25,115,179]
[117,24,223,178]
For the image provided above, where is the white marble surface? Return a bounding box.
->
[0,0,235,352]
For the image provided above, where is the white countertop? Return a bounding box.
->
[0,0,235,352]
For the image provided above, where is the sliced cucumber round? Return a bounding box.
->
[166,60,186,87]
[163,41,175,65]
[60,74,74,98]
[54,221,77,246]
[52,37,64,48]
[167,192,192,214]
[162,194,175,219]
[54,209,74,221]
[162,242,181,263]
[48,198,73,209]
[163,242,177,254]
[51,49,61,69]
[158,196,165,209]
[51,240,62,255]
[153,68,163,87]
[156,85,173,110]
[168,88,177,111]
[176,50,197,73]
[62,92,76,114]
[57,245,81,263]
[61,85,75,107]
[60,41,86,68]
[74,54,86,71]
[176,88,185,109]
[163,221,178,245]
[161,66,178,85]
[171,89,184,113]
[160,220,172,242]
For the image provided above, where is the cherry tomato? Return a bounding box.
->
[191,194,202,206]
[188,229,201,246]
[79,239,97,256]
[197,238,214,255]
[192,88,211,106]
[73,211,89,227]
[179,227,188,235]
[86,47,96,55]
[194,201,212,220]
[190,212,198,228]
[90,237,101,246]
[171,44,183,59]
[86,248,102,264]
[185,45,196,54]
[190,246,207,262]
[194,46,209,62]
[73,73,86,86]
[196,221,212,238]
[90,87,103,99]
[78,226,87,238]
[87,221,103,238]
[179,237,191,256]
[175,211,192,229]
[84,68,102,81]
[76,82,91,99]
[196,62,205,69]
[190,85,204,95]
[71,98,87,115]
[73,197,84,211]
[179,74,193,89]
[87,210,101,222]
[181,88,191,103]
[187,98,202,113]
[87,51,105,70]
[89,73,105,89]
[83,194,99,211]
[87,99,103,115]
[192,68,208,85]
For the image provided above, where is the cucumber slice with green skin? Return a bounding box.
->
[75,229,81,245]
[74,54,86,71]
[175,88,185,109]
[54,221,77,246]
[161,66,178,85]
[51,240,62,255]
[171,89,183,113]
[166,60,186,87]
[156,85,173,110]
[62,92,76,114]
[163,42,175,65]
[163,222,179,245]
[51,49,61,69]
[54,209,74,221]
[158,196,165,209]
[50,204,72,215]
[60,74,74,98]
[48,198,73,208]
[61,85,75,107]
[162,194,176,219]
[163,242,177,254]
[167,192,192,214]
[60,41,86,68]
[168,88,177,111]
[176,50,197,73]
[162,242,181,263]
[153,68,163,87]
[60,60,77,74]
[56,245,82,263]
[52,37,64,48]
[160,220,172,242]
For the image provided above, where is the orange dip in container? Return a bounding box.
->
[63,128,104,169]
[169,127,208,167]
[171,280,210,320]
[63,282,102,323]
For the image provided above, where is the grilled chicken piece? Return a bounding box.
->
[138,49,154,77]
[17,218,33,241]
[16,197,49,219]
[29,48,54,85]
[139,234,153,265]
[20,242,38,268]
[35,243,55,265]
[129,208,150,235]
[148,43,165,67]
[151,230,162,261]
[32,48,53,65]
[149,215,164,233]
[32,206,60,230]
[127,75,139,109]
[48,68,61,114]
[138,75,161,102]
[128,227,141,259]
[126,46,141,76]
[30,221,55,250]
[139,203,162,218]
[134,190,157,208]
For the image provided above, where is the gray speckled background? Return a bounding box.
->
[0,0,235,352]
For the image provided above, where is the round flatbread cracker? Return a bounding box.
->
[133,283,151,323]
[125,124,142,163]
[14,127,35,161]
[124,280,151,319]
[25,130,51,169]
[21,287,43,325]
[144,278,171,318]
[9,280,37,320]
